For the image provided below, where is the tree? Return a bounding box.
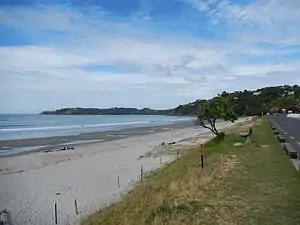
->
[197,96,237,136]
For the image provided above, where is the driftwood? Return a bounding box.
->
[43,146,75,153]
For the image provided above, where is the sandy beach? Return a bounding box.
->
[0,118,249,225]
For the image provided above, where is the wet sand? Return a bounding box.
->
[0,118,249,225]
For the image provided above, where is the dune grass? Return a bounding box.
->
[81,119,300,225]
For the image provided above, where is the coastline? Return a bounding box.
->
[0,120,196,157]
[0,118,249,225]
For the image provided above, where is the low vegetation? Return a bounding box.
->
[81,119,300,225]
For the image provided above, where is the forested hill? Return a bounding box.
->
[41,107,173,115]
[173,85,300,116]
[41,85,300,116]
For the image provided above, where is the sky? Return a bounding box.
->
[1,0,300,113]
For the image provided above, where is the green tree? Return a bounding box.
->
[197,96,237,136]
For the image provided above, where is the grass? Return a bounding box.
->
[81,119,300,225]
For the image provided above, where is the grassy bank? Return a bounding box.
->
[81,119,300,225]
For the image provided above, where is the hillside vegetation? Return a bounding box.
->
[41,107,173,115]
[41,85,300,116]
[174,84,300,116]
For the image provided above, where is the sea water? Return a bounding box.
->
[0,114,194,141]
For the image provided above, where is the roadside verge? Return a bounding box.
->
[81,118,300,225]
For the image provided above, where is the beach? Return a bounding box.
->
[0,119,196,156]
[0,114,195,156]
[0,117,249,225]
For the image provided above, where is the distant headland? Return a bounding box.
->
[40,107,174,115]
[40,85,300,116]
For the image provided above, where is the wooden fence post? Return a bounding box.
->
[54,203,58,224]
[74,199,79,215]
[200,143,204,169]
[140,165,144,181]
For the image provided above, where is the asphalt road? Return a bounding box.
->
[269,115,300,152]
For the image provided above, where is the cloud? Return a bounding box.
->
[189,0,300,44]
[0,1,300,113]
[190,0,300,25]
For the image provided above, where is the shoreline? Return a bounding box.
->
[0,118,249,225]
[0,120,197,157]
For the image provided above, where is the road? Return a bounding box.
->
[268,115,300,152]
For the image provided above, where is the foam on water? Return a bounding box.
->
[0,145,48,156]
[0,115,195,141]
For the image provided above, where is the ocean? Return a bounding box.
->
[0,114,195,141]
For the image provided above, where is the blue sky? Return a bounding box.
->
[1,0,300,113]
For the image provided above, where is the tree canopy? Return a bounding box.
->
[197,96,237,136]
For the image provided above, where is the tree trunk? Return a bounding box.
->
[212,126,219,136]
[211,122,220,136]
[200,120,220,136]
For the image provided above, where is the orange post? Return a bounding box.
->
[200,143,204,156]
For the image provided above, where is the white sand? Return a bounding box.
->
[0,118,249,225]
